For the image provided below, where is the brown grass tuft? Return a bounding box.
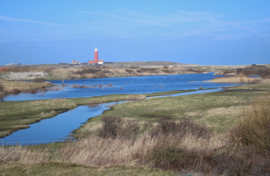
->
[208,75,260,83]
[230,94,270,153]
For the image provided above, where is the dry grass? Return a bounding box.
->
[0,80,53,94]
[230,94,270,153]
[208,75,260,83]
[1,99,270,175]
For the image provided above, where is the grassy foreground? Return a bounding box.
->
[0,82,270,175]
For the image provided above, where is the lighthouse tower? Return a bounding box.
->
[88,46,103,65]
[94,47,98,61]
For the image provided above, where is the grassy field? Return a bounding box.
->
[76,83,269,135]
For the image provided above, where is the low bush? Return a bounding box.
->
[152,119,213,139]
[237,65,270,78]
[125,69,134,73]
[230,95,270,153]
[11,88,21,94]
[29,89,38,94]
[140,68,158,73]
[98,116,140,139]
[75,68,100,75]
[0,84,3,92]
[32,78,46,83]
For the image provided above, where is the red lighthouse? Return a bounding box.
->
[94,46,98,61]
[88,46,103,65]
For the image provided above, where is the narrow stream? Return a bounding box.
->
[1,88,223,145]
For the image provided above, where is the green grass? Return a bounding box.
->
[144,89,196,96]
[77,88,263,134]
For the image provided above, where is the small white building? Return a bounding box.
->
[71,60,81,65]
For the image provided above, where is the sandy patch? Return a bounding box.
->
[2,72,47,80]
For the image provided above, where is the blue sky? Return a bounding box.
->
[0,0,270,65]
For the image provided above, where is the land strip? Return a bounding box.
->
[0,61,256,81]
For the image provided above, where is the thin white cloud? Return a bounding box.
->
[78,10,270,40]
[0,15,61,26]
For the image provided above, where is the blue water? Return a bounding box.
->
[1,73,241,101]
[0,102,120,145]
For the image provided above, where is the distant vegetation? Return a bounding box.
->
[237,64,270,78]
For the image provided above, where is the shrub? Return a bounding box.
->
[163,65,169,69]
[99,116,121,139]
[230,95,270,153]
[29,89,38,94]
[98,116,140,139]
[140,68,158,73]
[0,84,3,92]
[75,68,100,75]
[11,88,21,94]
[129,65,139,69]
[150,143,186,170]
[237,65,270,78]
[32,78,46,83]
[152,119,212,139]
[125,69,134,74]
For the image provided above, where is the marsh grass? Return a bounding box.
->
[1,117,269,175]
[208,75,260,83]
[230,94,270,153]
[0,80,53,95]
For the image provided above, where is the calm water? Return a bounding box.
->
[1,73,241,101]
[1,102,121,145]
